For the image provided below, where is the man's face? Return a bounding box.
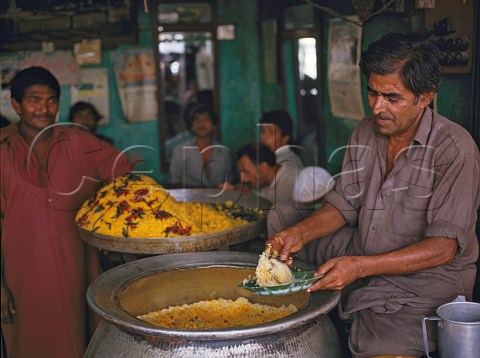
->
[72,108,97,133]
[260,124,288,152]
[238,155,266,190]
[191,112,215,139]
[11,85,59,132]
[367,73,433,139]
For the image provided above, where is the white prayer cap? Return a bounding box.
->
[293,166,335,203]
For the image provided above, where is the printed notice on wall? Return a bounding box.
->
[111,48,157,123]
[70,68,110,126]
[327,17,365,120]
[0,52,79,123]
[1,51,80,87]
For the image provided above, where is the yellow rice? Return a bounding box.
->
[76,174,261,238]
[137,297,297,329]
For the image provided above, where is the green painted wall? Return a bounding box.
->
[436,74,473,128]
[5,3,473,182]
[51,9,163,182]
[320,14,405,174]
[284,39,299,138]
[320,13,473,174]
[217,0,263,151]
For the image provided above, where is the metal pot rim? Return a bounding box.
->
[87,251,340,340]
[436,301,480,325]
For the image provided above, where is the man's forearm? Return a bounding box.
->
[357,236,457,278]
[293,202,347,245]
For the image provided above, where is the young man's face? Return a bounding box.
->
[237,155,267,190]
[12,85,59,132]
[260,124,289,152]
[71,108,97,133]
[367,73,434,139]
[191,112,215,139]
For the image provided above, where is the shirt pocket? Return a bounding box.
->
[388,182,431,237]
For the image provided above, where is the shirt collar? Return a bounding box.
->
[373,107,434,151]
[0,122,20,143]
[413,106,433,146]
[0,122,67,145]
[275,146,291,155]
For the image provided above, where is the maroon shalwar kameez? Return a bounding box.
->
[1,123,130,358]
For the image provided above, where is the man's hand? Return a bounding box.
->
[266,225,305,262]
[307,256,364,292]
[1,282,16,324]
[267,203,347,263]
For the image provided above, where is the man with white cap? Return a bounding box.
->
[292,166,335,207]
[267,166,336,263]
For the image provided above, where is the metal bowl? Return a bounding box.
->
[86,251,342,357]
[79,189,271,254]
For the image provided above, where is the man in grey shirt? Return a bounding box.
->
[259,110,305,170]
[170,104,235,188]
[236,143,297,205]
[267,33,480,357]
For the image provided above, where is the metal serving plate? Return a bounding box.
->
[79,188,271,254]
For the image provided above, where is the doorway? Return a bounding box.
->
[151,1,218,173]
[282,32,325,167]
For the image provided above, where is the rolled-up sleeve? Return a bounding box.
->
[325,190,359,227]
[425,151,480,252]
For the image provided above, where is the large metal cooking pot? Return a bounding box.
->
[79,189,270,254]
[86,251,342,357]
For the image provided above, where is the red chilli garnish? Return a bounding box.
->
[164,221,192,236]
[154,210,172,220]
[114,188,130,197]
[134,188,149,202]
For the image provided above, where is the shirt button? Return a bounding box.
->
[48,198,53,203]
[372,226,377,232]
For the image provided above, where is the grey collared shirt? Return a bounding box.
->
[325,107,480,306]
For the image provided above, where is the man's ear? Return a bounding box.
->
[11,98,22,116]
[281,134,290,147]
[258,161,268,171]
[420,91,436,108]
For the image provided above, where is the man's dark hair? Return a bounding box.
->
[69,101,103,123]
[10,66,60,102]
[236,143,276,167]
[186,103,217,130]
[260,110,294,142]
[359,32,442,97]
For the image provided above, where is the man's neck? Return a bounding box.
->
[265,164,280,186]
[196,136,213,150]
[18,122,53,145]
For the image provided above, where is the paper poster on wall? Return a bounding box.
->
[327,17,365,120]
[0,54,21,90]
[111,48,157,123]
[1,89,18,123]
[0,55,18,122]
[19,51,80,86]
[70,68,109,126]
[1,51,80,88]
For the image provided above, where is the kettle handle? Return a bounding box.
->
[422,316,441,358]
